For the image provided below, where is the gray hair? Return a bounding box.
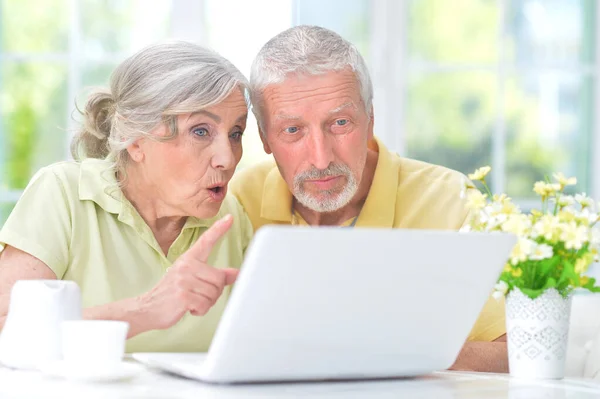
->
[71,41,249,177]
[250,25,373,128]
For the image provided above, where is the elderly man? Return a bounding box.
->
[230,25,507,373]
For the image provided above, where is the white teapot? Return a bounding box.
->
[0,280,82,369]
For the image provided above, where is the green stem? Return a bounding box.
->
[542,196,547,214]
[481,179,493,198]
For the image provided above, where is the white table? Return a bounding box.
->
[2,363,600,398]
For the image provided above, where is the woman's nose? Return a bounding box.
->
[211,135,237,170]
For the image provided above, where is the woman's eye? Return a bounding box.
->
[335,119,349,126]
[284,126,299,134]
[192,127,209,137]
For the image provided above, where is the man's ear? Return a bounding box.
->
[259,126,272,155]
[368,106,375,140]
[126,139,145,163]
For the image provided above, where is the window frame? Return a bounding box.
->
[0,0,206,205]
[369,0,599,204]
[1,0,598,206]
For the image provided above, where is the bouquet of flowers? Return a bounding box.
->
[462,166,600,299]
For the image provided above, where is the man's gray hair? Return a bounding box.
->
[250,25,373,128]
[71,41,249,179]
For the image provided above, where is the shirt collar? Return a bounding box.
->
[78,158,122,215]
[261,165,295,223]
[78,158,219,229]
[259,136,400,227]
[355,137,399,228]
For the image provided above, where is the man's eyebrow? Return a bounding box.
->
[329,102,356,114]
[274,114,301,120]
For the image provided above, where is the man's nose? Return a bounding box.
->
[307,129,334,170]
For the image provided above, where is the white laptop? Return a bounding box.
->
[133,226,516,383]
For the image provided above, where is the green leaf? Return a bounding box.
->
[557,260,579,287]
[583,277,600,293]
[542,277,557,291]
[519,287,546,300]
[539,256,560,277]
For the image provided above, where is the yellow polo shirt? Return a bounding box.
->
[0,159,253,352]
[230,137,505,342]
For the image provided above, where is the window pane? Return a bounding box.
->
[505,74,592,198]
[1,62,68,189]
[238,115,271,170]
[408,0,499,64]
[505,0,595,65]
[406,72,495,182]
[294,0,370,57]
[81,0,172,58]
[205,0,294,170]
[1,0,70,53]
[82,62,115,87]
[0,201,16,228]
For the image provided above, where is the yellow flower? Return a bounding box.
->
[558,210,576,223]
[503,264,512,273]
[531,209,544,222]
[466,190,487,210]
[581,276,590,286]
[460,179,476,199]
[502,214,531,236]
[560,222,589,250]
[493,281,509,300]
[532,215,560,242]
[575,208,598,226]
[529,243,553,261]
[492,194,519,215]
[557,195,575,208]
[511,268,523,277]
[574,257,590,274]
[510,238,535,265]
[553,172,577,189]
[468,166,491,181]
[534,182,561,197]
[575,193,594,209]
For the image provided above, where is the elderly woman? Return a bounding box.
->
[0,42,253,352]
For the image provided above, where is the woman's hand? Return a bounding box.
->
[136,214,239,331]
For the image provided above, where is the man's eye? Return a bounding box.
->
[284,126,299,134]
[335,119,349,126]
[230,131,243,141]
[192,127,209,137]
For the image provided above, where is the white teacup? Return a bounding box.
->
[0,280,82,370]
[61,320,129,370]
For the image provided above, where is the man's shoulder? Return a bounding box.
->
[382,153,469,229]
[230,159,277,198]
[393,155,467,197]
[230,159,278,216]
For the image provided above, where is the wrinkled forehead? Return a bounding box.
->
[261,70,363,111]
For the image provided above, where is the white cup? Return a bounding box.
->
[0,280,82,370]
[61,320,129,370]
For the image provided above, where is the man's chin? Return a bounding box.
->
[295,193,350,213]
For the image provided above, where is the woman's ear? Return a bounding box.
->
[126,139,145,163]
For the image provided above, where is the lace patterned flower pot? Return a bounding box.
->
[506,288,572,379]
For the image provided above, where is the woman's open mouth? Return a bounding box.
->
[207,184,227,201]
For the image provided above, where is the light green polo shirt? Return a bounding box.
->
[0,159,253,352]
